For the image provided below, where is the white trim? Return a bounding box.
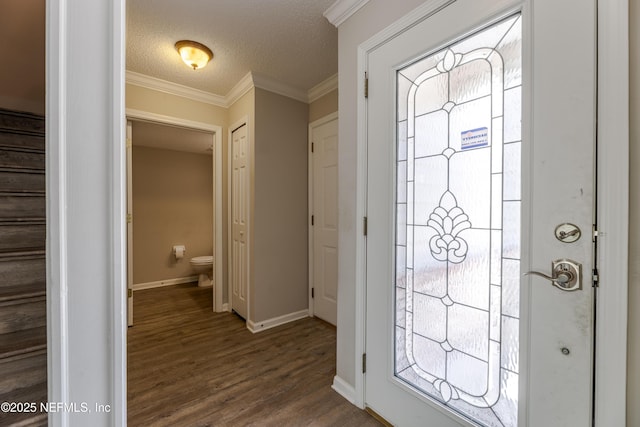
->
[213,119,224,313]
[594,0,629,424]
[125,109,225,312]
[226,72,255,107]
[46,0,70,424]
[324,0,371,27]
[125,109,220,133]
[252,72,308,104]
[111,1,127,423]
[332,375,357,404]
[308,73,339,103]
[222,303,229,312]
[126,70,227,107]
[308,112,340,319]
[352,0,629,422]
[132,276,198,291]
[246,310,310,333]
[126,121,134,327]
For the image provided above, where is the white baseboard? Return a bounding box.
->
[332,375,357,405]
[222,303,229,312]
[246,309,309,333]
[132,276,198,291]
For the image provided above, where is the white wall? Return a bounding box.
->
[628,1,640,424]
[47,0,126,425]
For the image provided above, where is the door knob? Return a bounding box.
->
[524,259,582,291]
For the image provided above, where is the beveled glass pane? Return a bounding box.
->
[504,87,522,143]
[504,142,521,200]
[450,60,492,104]
[415,73,449,116]
[395,13,521,427]
[415,111,448,158]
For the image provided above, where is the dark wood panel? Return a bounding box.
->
[0,109,45,135]
[0,194,45,219]
[0,170,44,193]
[0,223,45,252]
[0,257,45,289]
[0,132,44,151]
[0,297,46,334]
[0,149,45,170]
[128,284,382,427]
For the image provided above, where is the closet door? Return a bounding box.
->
[231,124,249,319]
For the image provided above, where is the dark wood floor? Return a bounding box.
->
[128,284,382,427]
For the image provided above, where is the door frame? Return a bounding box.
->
[308,111,339,318]
[125,109,224,312]
[352,0,629,424]
[228,117,251,319]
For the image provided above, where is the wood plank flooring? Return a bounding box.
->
[128,284,382,427]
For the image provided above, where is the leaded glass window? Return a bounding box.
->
[395,14,522,427]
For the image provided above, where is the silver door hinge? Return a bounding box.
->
[592,268,599,287]
[362,353,367,373]
[126,213,132,224]
[311,215,314,226]
[311,142,314,153]
[311,287,315,298]
[128,288,133,298]
[363,216,368,236]
[126,138,132,149]
[592,225,599,242]
[364,72,369,98]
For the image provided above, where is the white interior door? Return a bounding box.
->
[231,124,249,320]
[365,1,595,426]
[126,120,134,327]
[311,116,339,325]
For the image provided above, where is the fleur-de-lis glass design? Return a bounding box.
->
[427,191,471,264]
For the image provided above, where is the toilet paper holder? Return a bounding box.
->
[173,245,186,259]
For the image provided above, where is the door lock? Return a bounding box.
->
[524,259,582,291]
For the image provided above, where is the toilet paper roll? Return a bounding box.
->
[173,245,186,260]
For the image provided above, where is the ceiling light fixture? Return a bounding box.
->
[175,40,213,70]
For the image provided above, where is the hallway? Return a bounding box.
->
[128,285,381,426]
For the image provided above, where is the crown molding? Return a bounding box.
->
[125,71,227,107]
[252,72,309,103]
[324,0,370,27]
[308,73,338,103]
[225,72,255,106]
[126,70,335,108]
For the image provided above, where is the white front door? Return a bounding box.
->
[365,1,595,426]
[311,116,339,325]
[231,124,249,320]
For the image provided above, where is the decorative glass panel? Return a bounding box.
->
[395,14,521,427]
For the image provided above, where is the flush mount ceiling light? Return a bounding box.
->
[175,40,213,70]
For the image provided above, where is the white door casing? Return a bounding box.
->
[364,0,596,426]
[124,110,224,311]
[127,121,134,326]
[231,123,249,320]
[310,114,339,325]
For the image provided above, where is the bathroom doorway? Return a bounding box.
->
[125,110,224,325]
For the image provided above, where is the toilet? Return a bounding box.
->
[190,256,213,287]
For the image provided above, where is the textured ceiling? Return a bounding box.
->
[127,0,338,97]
